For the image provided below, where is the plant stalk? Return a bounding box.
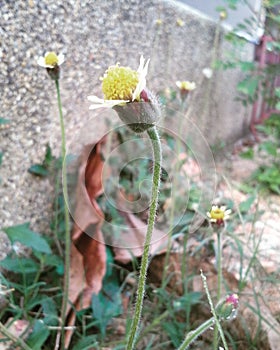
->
[55,79,71,349]
[178,317,215,350]
[126,126,162,350]
[213,229,223,350]
[0,322,32,350]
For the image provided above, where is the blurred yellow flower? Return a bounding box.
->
[176,81,196,92]
[219,10,227,20]
[207,205,231,225]
[176,18,185,27]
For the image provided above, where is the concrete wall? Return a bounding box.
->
[0,0,254,233]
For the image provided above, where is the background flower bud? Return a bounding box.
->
[215,294,239,321]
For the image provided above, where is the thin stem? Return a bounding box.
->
[177,317,214,350]
[217,231,222,301]
[55,79,71,349]
[201,271,229,350]
[161,100,186,286]
[126,126,162,350]
[0,322,32,350]
[213,229,223,350]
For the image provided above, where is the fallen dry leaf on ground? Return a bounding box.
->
[66,141,107,348]
[113,207,179,264]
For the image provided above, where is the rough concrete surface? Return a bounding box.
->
[0,0,253,244]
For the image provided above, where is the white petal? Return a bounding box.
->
[87,95,128,109]
[137,55,145,73]
[132,56,150,101]
[57,53,65,66]
[87,95,105,103]
[37,56,47,67]
[176,81,182,89]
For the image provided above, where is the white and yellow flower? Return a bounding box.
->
[207,205,231,225]
[176,80,196,92]
[87,55,150,110]
[37,52,65,69]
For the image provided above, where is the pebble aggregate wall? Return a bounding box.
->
[0,0,253,244]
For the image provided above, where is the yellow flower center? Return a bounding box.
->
[210,208,225,220]
[101,64,139,101]
[45,52,59,66]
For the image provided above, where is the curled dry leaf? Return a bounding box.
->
[113,207,179,264]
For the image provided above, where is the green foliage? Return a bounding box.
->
[239,147,254,159]
[26,320,50,349]
[0,256,40,273]
[239,195,256,213]
[91,248,123,338]
[237,76,260,99]
[251,164,280,194]
[28,143,54,177]
[221,0,280,194]
[3,223,51,254]
[72,335,98,350]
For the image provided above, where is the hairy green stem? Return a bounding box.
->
[55,79,71,349]
[201,271,228,350]
[126,126,162,350]
[0,322,32,350]
[178,317,215,350]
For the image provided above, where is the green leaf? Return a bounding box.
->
[43,144,54,167]
[72,335,98,350]
[4,223,51,254]
[28,164,49,177]
[28,144,55,177]
[269,183,280,194]
[259,141,278,157]
[239,148,254,159]
[237,77,259,98]
[34,253,64,275]
[162,321,185,347]
[239,195,255,213]
[26,320,50,350]
[0,152,2,166]
[225,0,238,10]
[0,257,39,273]
[41,297,58,326]
[239,61,256,72]
[91,248,122,337]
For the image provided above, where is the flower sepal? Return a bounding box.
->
[215,294,239,321]
[113,89,161,133]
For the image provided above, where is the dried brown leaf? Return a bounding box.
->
[66,140,107,348]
